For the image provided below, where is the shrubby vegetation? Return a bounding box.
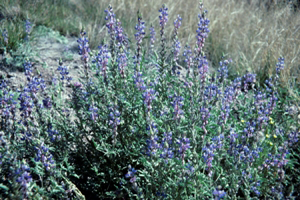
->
[0,0,299,199]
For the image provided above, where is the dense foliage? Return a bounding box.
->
[0,1,299,199]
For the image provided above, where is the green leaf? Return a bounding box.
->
[0,184,9,191]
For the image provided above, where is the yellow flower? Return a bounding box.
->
[269,117,274,124]
[273,134,277,138]
[270,120,274,125]
[266,134,270,138]
[269,142,273,146]
[241,120,245,123]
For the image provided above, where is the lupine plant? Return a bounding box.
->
[0,1,299,199]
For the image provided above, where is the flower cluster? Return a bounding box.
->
[169,93,184,121]
[125,165,139,193]
[47,123,61,142]
[195,2,210,57]
[94,44,110,83]
[34,142,56,172]
[108,105,121,144]
[213,187,226,200]
[24,19,32,41]
[149,24,156,53]
[57,60,72,82]
[15,164,33,198]
[142,88,157,115]
[77,30,90,64]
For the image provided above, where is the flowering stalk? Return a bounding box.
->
[25,19,32,41]
[94,44,110,86]
[176,135,191,164]
[115,19,128,80]
[108,105,121,145]
[169,92,184,122]
[183,44,194,78]
[158,4,168,74]
[77,30,91,81]
[195,2,210,59]
[172,15,182,75]
[105,5,116,60]
[142,88,157,117]
[134,11,146,73]
[149,24,156,54]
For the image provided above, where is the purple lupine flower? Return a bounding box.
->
[276,57,284,75]
[227,129,239,156]
[149,24,156,53]
[89,104,99,122]
[25,19,32,34]
[57,60,72,82]
[47,123,61,142]
[105,5,116,36]
[287,131,299,147]
[176,135,191,164]
[204,83,220,102]
[250,181,261,196]
[15,164,32,198]
[20,131,32,145]
[195,2,210,58]
[212,134,224,149]
[34,142,56,171]
[202,143,217,177]
[146,122,158,135]
[217,59,231,83]
[169,93,184,121]
[265,92,278,115]
[259,143,289,182]
[42,97,52,109]
[183,45,194,78]
[94,44,110,84]
[73,81,82,88]
[159,132,175,163]
[117,47,127,79]
[213,187,226,200]
[125,165,139,192]
[200,106,210,133]
[232,77,242,92]
[2,29,8,44]
[243,121,256,138]
[158,4,168,67]
[77,30,90,63]
[115,19,127,47]
[144,134,160,157]
[24,19,32,41]
[133,71,146,91]
[242,73,256,93]
[134,11,146,71]
[105,5,117,57]
[172,15,182,74]
[159,4,168,36]
[18,91,34,126]
[23,59,33,78]
[197,56,209,82]
[108,105,121,144]
[0,81,18,123]
[142,88,157,115]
